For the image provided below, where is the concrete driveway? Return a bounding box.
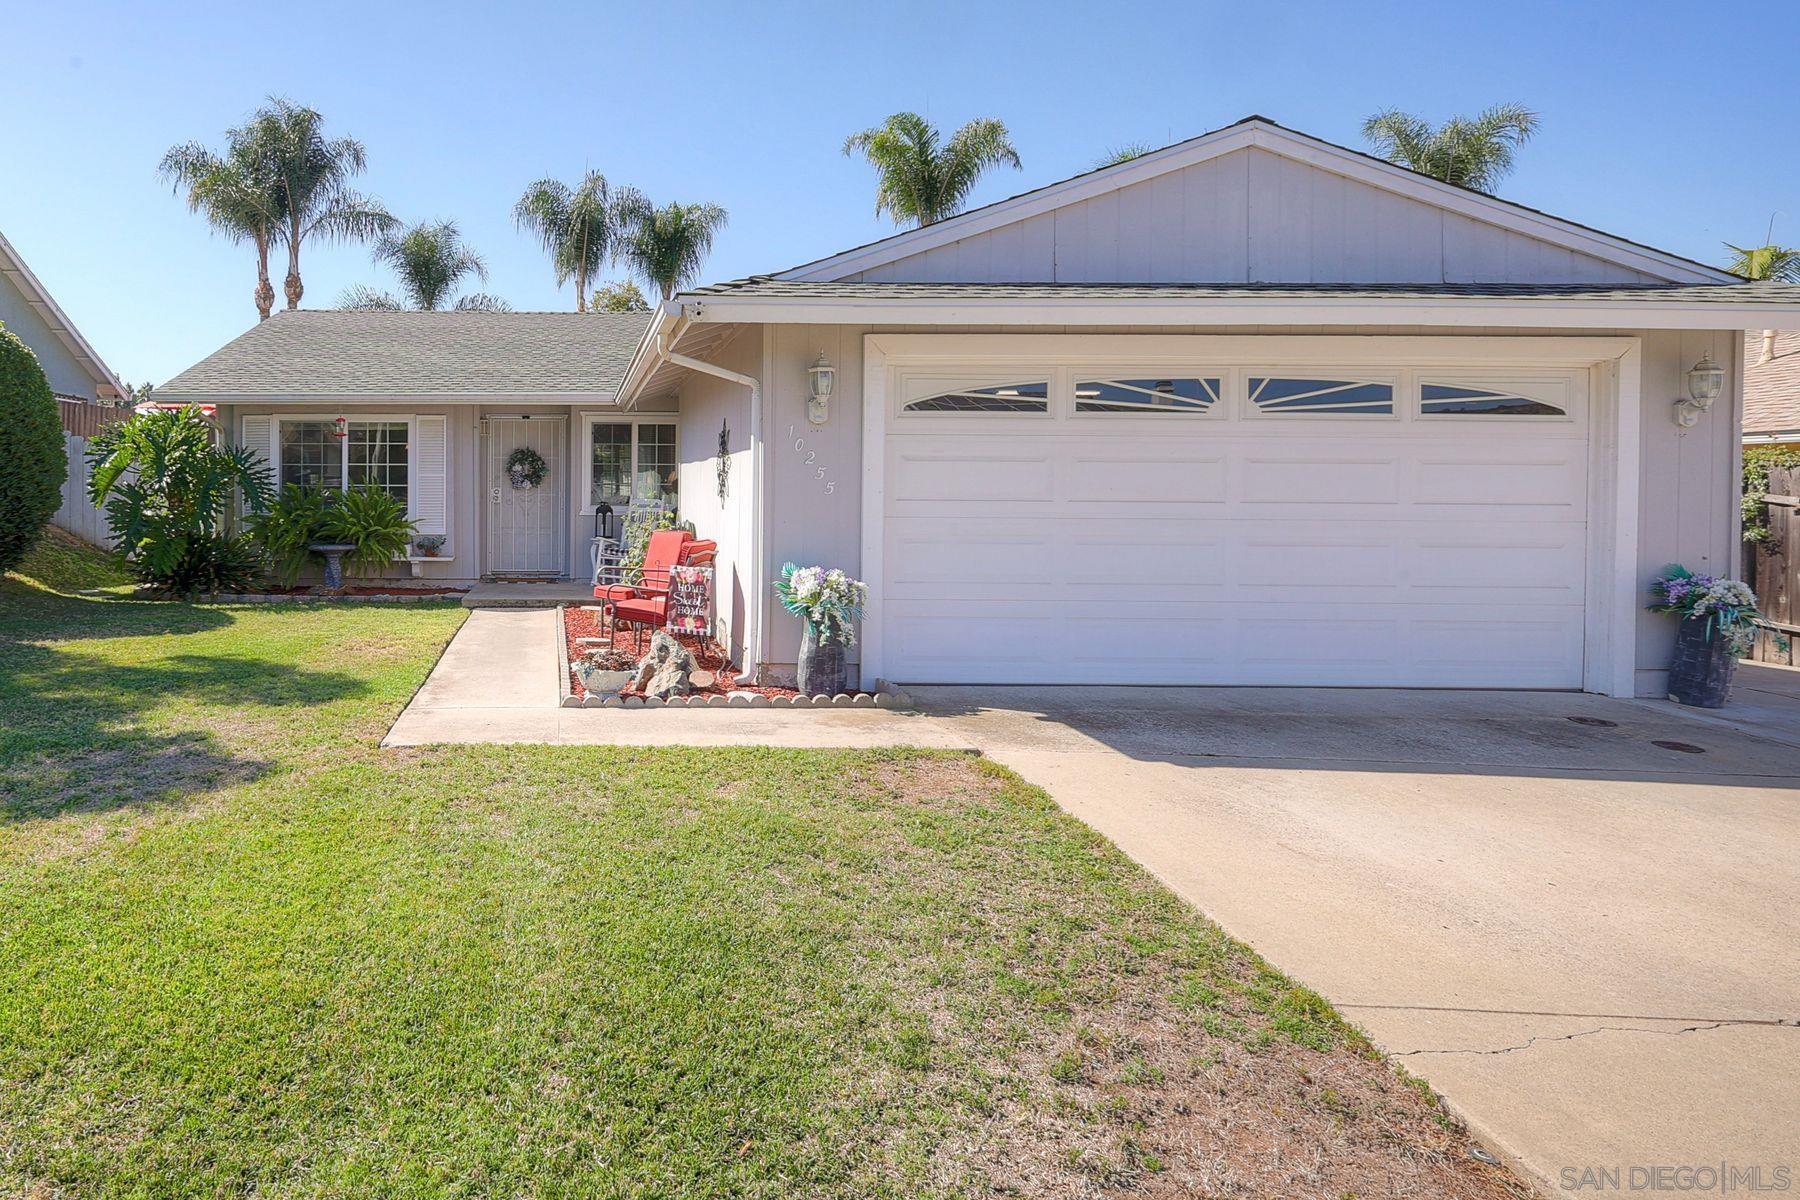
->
[911,680,1800,1197]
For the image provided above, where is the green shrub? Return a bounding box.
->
[0,322,67,574]
[87,407,272,597]
[621,506,695,580]
[327,487,416,575]
[248,484,337,586]
[247,484,415,585]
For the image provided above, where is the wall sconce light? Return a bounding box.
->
[1673,353,1725,428]
[331,415,349,440]
[807,352,835,425]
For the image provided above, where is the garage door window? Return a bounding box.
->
[1421,383,1567,417]
[1075,377,1220,414]
[903,381,1049,413]
[1249,376,1393,415]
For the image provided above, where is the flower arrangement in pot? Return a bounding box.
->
[773,562,867,696]
[412,533,446,558]
[1648,565,1766,707]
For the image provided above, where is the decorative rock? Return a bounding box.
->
[577,667,635,696]
[635,630,697,701]
[851,693,875,707]
[689,669,717,690]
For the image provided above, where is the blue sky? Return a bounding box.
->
[5,1,1797,385]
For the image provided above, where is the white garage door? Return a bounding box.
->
[879,363,1589,687]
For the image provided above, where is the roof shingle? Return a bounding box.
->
[158,310,652,400]
[1745,329,1800,438]
[686,278,1800,304]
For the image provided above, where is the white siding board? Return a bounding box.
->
[850,146,1663,286]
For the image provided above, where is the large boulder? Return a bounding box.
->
[634,630,696,700]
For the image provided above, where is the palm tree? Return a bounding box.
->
[159,127,284,321]
[616,198,729,300]
[1360,104,1540,193]
[338,220,511,312]
[1725,243,1800,283]
[513,172,631,311]
[1095,143,1153,169]
[247,98,395,310]
[589,280,649,312]
[842,112,1022,227]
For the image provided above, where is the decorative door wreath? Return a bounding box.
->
[506,447,548,489]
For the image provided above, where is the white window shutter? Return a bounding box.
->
[411,415,449,536]
[240,415,274,513]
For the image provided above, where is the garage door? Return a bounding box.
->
[879,364,1589,687]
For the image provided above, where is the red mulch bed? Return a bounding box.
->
[562,605,800,701]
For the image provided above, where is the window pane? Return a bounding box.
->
[635,423,678,507]
[348,421,409,506]
[1249,377,1393,415]
[1076,377,1219,414]
[1421,383,1566,416]
[904,381,1049,413]
[279,421,342,490]
[591,423,632,505]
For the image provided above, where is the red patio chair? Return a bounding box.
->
[594,529,692,604]
[606,537,718,654]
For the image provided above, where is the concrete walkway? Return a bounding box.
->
[908,685,1800,1198]
[384,609,970,748]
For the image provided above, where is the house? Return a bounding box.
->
[1,228,127,410]
[1744,329,1800,447]
[157,116,1800,697]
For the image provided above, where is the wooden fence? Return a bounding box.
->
[51,401,127,548]
[1746,464,1800,666]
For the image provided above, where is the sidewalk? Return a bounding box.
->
[383,608,970,749]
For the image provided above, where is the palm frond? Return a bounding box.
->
[1362,104,1539,193]
[452,293,513,312]
[337,285,404,311]
[844,112,1019,227]
[619,199,729,299]
[1724,242,1800,283]
[514,172,618,307]
[1095,143,1153,169]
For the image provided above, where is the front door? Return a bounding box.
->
[486,416,567,576]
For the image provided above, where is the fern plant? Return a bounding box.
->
[326,487,415,575]
[248,484,416,584]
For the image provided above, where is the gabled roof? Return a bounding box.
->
[158,309,654,402]
[0,228,127,399]
[1745,329,1800,440]
[774,116,1736,287]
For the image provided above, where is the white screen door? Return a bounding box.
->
[486,416,567,575]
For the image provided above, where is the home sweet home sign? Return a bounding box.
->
[668,564,714,638]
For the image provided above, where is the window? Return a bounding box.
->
[348,421,409,505]
[1248,377,1393,415]
[279,419,410,504]
[589,421,679,508]
[1421,383,1566,417]
[903,381,1049,413]
[1076,377,1220,414]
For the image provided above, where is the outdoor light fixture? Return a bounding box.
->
[807,352,835,425]
[330,415,348,440]
[1673,353,1726,428]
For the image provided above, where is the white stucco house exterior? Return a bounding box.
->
[158,117,1800,697]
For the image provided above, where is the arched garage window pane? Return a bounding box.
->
[1076,377,1220,414]
[1249,377,1393,414]
[1421,383,1566,417]
[904,382,1049,413]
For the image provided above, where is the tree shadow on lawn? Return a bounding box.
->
[0,589,235,641]
[0,641,370,824]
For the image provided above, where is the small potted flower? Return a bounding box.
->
[773,562,867,696]
[412,534,446,559]
[1649,566,1765,707]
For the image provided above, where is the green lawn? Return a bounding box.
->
[0,536,1519,1199]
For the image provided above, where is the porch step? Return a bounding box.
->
[462,579,595,609]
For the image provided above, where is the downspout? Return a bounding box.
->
[658,332,764,686]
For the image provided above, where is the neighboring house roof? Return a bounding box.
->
[691,278,1799,304]
[1744,329,1800,442]
[0,227,128,400]
[158,309,654,402]
[776,116,1738,287]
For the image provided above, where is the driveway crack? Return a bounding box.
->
[1393,1019,1783,1058]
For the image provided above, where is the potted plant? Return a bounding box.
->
[412,534,446,558]
[773,562,867,696]
[1649,566,1765,707]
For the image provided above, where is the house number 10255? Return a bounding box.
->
[788,425,836,495]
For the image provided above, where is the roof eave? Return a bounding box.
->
[679,293,1800,332]
[153,390,624,406]
[0,229,129,399]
